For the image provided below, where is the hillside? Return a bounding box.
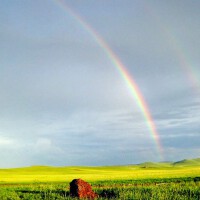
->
[0,158,199,183]
[138,162,172,168]
[173,158,200,167]
[137,158,200,168]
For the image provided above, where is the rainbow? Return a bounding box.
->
[52,0,163,160]
[143,1,200,92]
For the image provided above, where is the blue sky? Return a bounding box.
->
[0,0,200,167]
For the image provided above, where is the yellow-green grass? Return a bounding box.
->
[0,159,200,183]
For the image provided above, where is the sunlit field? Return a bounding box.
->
[0,164,200,183]
[0,159,200,199]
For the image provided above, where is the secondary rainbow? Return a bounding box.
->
[52,0,163,159]
[143,1,200,92]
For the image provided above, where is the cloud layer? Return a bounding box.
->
[0,0,200,167]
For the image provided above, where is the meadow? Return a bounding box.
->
[0,158,200,199]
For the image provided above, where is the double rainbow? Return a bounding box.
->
[52,0,163,160]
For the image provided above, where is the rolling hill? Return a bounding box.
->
[138,158,200,168]
[0,158,199,183]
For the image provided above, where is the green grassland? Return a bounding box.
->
[0,158,200,199]
[0,158,200,183]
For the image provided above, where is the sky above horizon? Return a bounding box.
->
[0,0,200,167]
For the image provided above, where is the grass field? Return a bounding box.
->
[0,158,200,199]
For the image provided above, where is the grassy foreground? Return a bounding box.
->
[0,158,199,199]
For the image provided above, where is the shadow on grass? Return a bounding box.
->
[99,188,119,199]
[17,189,70,196]
[18,189,120,199]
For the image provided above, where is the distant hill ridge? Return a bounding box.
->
[173,158,200,166]
[1,158,200,170]
[138,158,200,168]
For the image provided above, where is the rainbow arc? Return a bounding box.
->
[52,0,164,160]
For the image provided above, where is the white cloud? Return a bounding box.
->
[0,136,13,146]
